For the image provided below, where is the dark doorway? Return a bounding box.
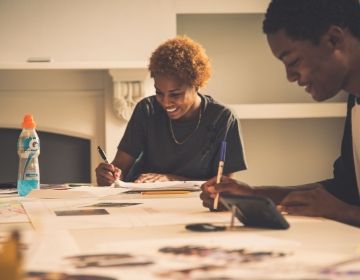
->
[0,128,91,184]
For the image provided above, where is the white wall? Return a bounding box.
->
[0,70,105,183]
[0,3,348,186]
[0,0,176,64]
[0,0,174,184]
[103,73,155,162]
[177,14,346,186]
[0,69,155,184]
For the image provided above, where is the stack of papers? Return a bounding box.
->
[114,180,203,191]
[0,189,18,197]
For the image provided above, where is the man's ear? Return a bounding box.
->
[326,25,346,49]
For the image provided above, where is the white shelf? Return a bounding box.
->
[228,103,347,119]
[175,0,269,14]
[0,60,148,70]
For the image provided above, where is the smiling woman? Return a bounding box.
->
[95,36,247,185]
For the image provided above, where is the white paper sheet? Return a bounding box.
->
[25,230,81,271]
[26,186,128,199]
[95,235,349,280]
[68,186,129,197]
[22,197,229,230]
[114,180,203,191]
[27,189,97,199]
[0,189,18,197]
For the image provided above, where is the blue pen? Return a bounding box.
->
[214,141,227,210]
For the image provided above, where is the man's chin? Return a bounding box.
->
[311,92,332,102]
[310,87,340,102]
[312,95,327,102]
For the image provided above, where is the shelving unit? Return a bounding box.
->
[228,102,347,119]
[0,61,148,70]
[175,0,269,14]
[0,0,175,68]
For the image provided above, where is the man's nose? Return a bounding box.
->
[286,67,299,83]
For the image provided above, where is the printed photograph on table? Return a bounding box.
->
[54,209,109,216]
[157,264,225,279]
[154,245,290,279]
[64,253,153,268]
[25,271,116,280]
[159,245,288,262]
[320,257,360,277]
[83,202,142,208]
[95,234,303,279]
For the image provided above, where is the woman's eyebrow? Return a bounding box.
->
[169,88,183,92]
[154,86,183,92]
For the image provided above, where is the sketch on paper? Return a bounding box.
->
[0,200,28,223]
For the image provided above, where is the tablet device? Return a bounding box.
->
[220,194,290,229]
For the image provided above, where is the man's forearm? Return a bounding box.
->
[335,204,360,227]
[253,183,322,205]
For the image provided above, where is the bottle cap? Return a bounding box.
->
[22,114,36,128]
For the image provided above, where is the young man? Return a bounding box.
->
[200,0,360,227]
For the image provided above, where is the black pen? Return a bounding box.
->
[97,146,109,164]
[97,146,121,186]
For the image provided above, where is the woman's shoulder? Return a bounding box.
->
[201,94,234,118]
[134,95,161,116]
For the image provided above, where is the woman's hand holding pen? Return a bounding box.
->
[200,176,254,211]
[95,163,121,186]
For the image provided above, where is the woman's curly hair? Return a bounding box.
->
[148,36,211,89]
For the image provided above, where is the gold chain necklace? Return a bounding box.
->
[169,109,202,145]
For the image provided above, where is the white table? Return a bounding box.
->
[1,189,359,280]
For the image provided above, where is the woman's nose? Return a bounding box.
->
[161,95,172,106]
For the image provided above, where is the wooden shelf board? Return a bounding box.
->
[0,61,148,70]
[228,103,347,119]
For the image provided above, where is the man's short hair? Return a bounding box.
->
[263,0,360,43]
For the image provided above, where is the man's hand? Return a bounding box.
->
[95,163,121,186]
[200,176,254,211]
[278,186,347,219]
